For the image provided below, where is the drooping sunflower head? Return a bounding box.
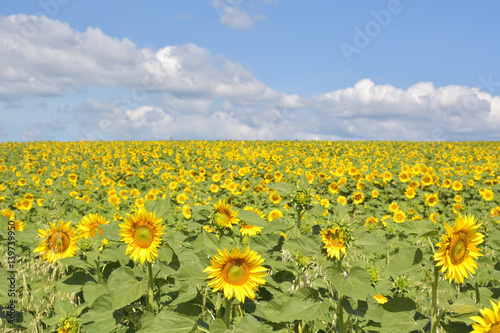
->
[34,220,78,262]
[119,208,165,264]
[321,227,347,260]
[77,213,109,239]
[212,200,239,229]
[434,213,484,284]
[470,300,500,333]
[204,247,268,303]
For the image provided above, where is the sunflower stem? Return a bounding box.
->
[337,294,345,333]
[430,263,440,333]
[296,208,303,237]
[216,292,221,318]
[336,256,345,333]
[224,297,232,328]
[475,277,480,304]
[95,259,102,284]
[147,261,155,313]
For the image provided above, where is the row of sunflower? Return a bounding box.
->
[0,140,499,332]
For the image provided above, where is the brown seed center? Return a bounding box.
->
[47,232,70,253]
[449,232,468,265]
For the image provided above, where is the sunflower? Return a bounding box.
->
[240,223,263,237]
[365,216,379,226]
[337,196,347,205]
[119,208,165,264]
[373,294,388,304]
[77,213,109,238]
[393,210,406,223]
[388,202,399,213]
[240,206,265,237]
[268,209,283,222]
[212,200,239,229]
[182,205,192,219]
[491,206,500,218]
[421,174,434,186]
[481,189,494,201]
[34,220,78,262]
[204,247,268,303]
[452,180,463,191]
[321,227,347,260]
[434,214,484,284]
[470,300,500,333]
[328,182,340,194]
[405,187,416,199]
[1,208,15,220]
[425,193,439,207]
[269,192,282,204]
[15,220,25,231]
[352,192,364,205]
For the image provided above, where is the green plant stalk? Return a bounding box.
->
[95,259,102,284]
[147,261,155,313]
[430,263,440,333]
[338,295,345,333]
[337,257,345,333]
[216,292,222,318]
[225,297,233,328]
[296,208,303,237]
[475,276,480,304]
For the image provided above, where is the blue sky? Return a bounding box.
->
[1,0,500,141]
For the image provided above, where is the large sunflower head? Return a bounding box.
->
[34,220,78,262]
[204,247,268,303]
[470,300,500,333]
[119,208,165,264]
[77,213,109,238]
[433,213,484,284]
[321,227,347,260]
[212,200,239,229]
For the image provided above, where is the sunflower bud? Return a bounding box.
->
[393,276,411,294]
[77,238,94,252]
[292,188,312,210]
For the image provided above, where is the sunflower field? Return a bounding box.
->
[1,140,500,333]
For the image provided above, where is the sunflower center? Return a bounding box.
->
[490,322,500,333]
[449,232,468,265]
[134,226,153,248]
[327,232,343,247]
[216,211,231,227]
[223,259,249,285]
[47,232,70,253]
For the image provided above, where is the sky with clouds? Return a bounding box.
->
[1,0,500,142]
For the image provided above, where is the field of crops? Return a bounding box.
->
[0,140,499,333]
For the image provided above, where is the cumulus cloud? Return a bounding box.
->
[1,15,500,141]
[219,7,255,29]
[0,14,280,102]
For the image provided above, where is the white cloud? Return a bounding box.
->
[0,14,279,102]
[220,7,255,29]
[1,15,500,141]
